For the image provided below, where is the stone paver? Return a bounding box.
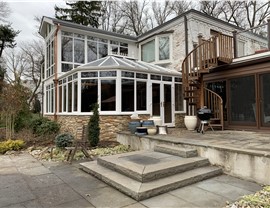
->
[0,152,264,208]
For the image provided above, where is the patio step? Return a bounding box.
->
[97,153,209,182]
[154,144,198,158]
[80,161,222,201]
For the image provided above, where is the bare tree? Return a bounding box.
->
[3,39,44,105]
[220,1,245,27]
[99,1,127,33]
[171,0,195,16]
[200,1,226,18]
[151,1,174,26]
[0,2,11,23]
[120,0,152,36]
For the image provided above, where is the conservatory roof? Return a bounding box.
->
[77,55,181,77]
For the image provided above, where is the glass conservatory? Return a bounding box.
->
[45,55,184,126]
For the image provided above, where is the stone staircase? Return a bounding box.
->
[80,144,222,201]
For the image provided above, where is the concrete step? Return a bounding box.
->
[97,153,209,182]
[154,144,198,158]
[80,161,222,201]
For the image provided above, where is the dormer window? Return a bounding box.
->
[140,34,172,64]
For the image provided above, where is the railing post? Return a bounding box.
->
[232,30,238,58]
[267,17,270,50]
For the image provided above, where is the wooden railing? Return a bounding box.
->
[204,87,224,130]
[182,33,234,89]
[217,33,234,63]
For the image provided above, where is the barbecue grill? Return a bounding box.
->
[197,106,214,134]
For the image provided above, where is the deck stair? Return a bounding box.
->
[182,33,233,129]
[80,144,222,201]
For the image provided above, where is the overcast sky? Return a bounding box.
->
[7,1,65,44]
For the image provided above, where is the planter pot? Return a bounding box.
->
[147,127,157,135]
[128,120,141,134]
[142,120,154,127]
[184,116,198,130]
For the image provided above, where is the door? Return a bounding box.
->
[152,82,174,126]
[260,73,270,127]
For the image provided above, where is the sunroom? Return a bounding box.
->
[45,55,184,130]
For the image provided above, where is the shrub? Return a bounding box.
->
[0,139,25,154]
[30,117,60,136]
[14,108,33,132]
[55,133,74,149]
[88,103,100,147]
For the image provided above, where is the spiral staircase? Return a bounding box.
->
[181,33,234,130]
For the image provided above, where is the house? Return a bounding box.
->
[39,9,269,140]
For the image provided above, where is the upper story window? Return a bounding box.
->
[60,31,129,73]
[61,32,85,72]
[110,40,128,56]
[46,37,55,78]
[140,35,171,64]
[87,36,108,62]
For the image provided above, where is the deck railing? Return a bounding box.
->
[204,87,224,130]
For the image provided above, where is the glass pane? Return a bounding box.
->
[62,36,73,62]
[111,45,118,55]
[74,39,85,63]
[122,79,134,112]
[141,40,155,62]
[81,72,98,78]
[164,84,172,123]
[59,85,62,113]
[137,81,147,111]
[73,81,78,111]
[162,76,172,81]
[99,43,108,58]
[68,82,72,112]
[63,85,67,112]
[81,80,98,112]
[101,80,116,111]
[260,73,270,125]
[100,71,116,77]
[87,41,97,62]
[152,83,160,116]
[120,47,128,56]
[159,36,170,60]
[136,73,148,79]
[175,84,183,111]
[151,75,161,80]
[230,76,255,123]
[62,63,73,72]
[121,71,134,78]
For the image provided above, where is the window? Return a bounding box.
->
[110,40,128,56]
[141,39,155,62]
[175,83,184,111]
[159,37,170,60]
[45,84,54,113]
[137,81,147,111]
[230,76,256,123]
[122,79,134,112]
[46,37,55,78]
[141,35,171,63]
[238,40,245,57]
[101,80,116,111]
[81,79,98,112]
[87,37,108,62]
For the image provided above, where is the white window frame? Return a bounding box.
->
[139,34,172,64]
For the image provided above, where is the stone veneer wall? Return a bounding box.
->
[45,114,150,141]
[175,113,185,128]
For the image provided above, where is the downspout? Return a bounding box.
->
[53,24,60,121]
[184,15,189,115]
[184,15,188,57]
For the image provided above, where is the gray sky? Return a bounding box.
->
[7,1,65,44]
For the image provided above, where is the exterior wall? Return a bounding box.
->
[46,114,150,141]
[175,113,185,128]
